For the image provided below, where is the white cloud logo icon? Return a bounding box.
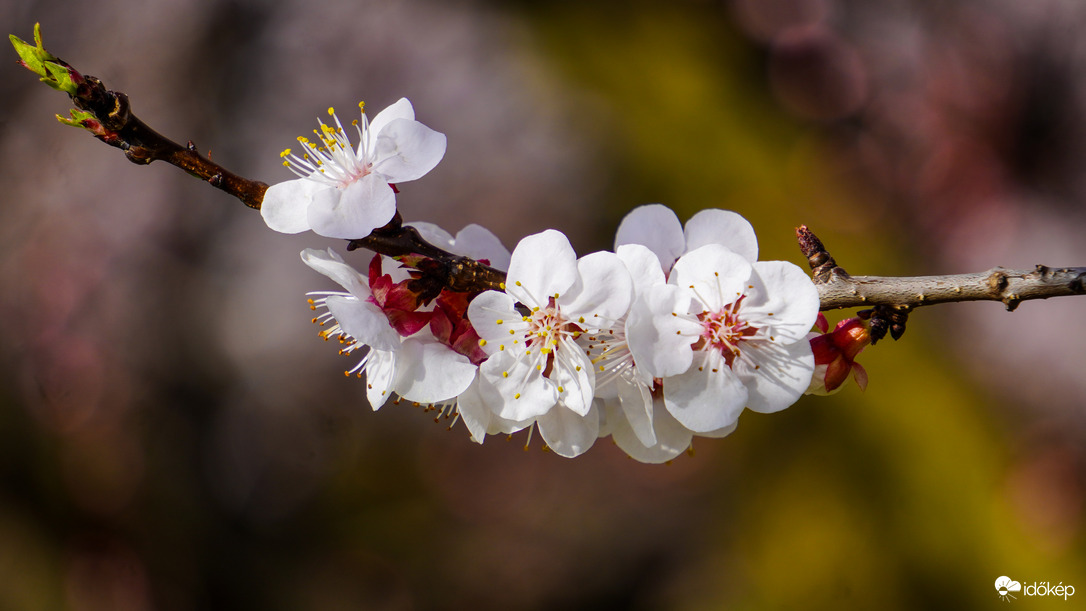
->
[996,576,1022,601]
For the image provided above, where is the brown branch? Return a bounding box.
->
[797,226,1086,312]
[63,67,267,208]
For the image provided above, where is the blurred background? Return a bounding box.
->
[1,0,1084,608]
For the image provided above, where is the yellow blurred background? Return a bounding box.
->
[0,0,1083,609]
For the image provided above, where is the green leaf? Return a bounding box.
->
[10,23,78,94]
[56,108,97,130]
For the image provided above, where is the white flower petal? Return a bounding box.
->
[683,209,759,263]
[365,349,397,410]
[406,221,455,250]
[307,173,397,239]
[366,98,416,142]
[300,248,369,299]
[697,420,739,438]
[663,351,748,432]
[453,224,511,272]
[456,377,530,442]
[626,283,700,378]
[616,377,655,447]
[614,204,686,273]
[393,340,477,404]
[324,296,400,352]
[616,244,667,297]
[560,251,632,328]
[479,351,558,421]
[607,398,692,464]
[553,341,595,416]
[372,118,447,183]
[742,261,820,343]
[466,290,522,351]
[260,178,324,234]
[669,244,752,312]
[537,403,599,458]
[505,230,578,307]
[739,340,815,414]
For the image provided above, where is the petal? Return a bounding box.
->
[307,174,397,240]
[614,204,686,273]
[456,377,531,442]
[393,340,477,404]
[742,261,820,343]
[663,351,748,432]
[372,118,447,183]
[616,377,656,447]
[625,283,700,378]
[324,296,400,351]
[738,339,815,414]
[560,251,633,328]
[552,340,595,416]
[852,362,869,391]
[406,221,455,250]
[537,403,599,458]
[453,224,512,272]
[669,245,752,312]
[300,247,372,299]
[505,230,578,307]
[616,244,667,297]
[697,420,739,439]
[365,349,397,410]
[454,378,490,443]
[608,397,692,464]
[466,290,522,349]
[365,98,416,143]
[260,178,324,233]
[683,209,759,263]
[479,351,558,421]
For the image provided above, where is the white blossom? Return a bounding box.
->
[466,230,632,457]
[263,99,447,239]
[628,244,819,433]
[302,248,475,409]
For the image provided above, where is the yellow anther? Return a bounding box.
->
[280,148,292,158]
[509,329,516,335]
[496,319,503,324]
[514,393,521,400]
[478,339,487,347]
[502,371,509,378]
[499,282,506,289]
[515,281,522,286]
[578,316,585,323]
[557,386,565,393]
[358,101,366,113]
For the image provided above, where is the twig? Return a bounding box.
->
[797,226,1086,312]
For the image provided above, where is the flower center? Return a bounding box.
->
[694,300,758,367]
[525,298,570,355]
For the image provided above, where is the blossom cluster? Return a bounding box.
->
[266,99,839,462]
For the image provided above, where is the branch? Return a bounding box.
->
[11,25,267,208]
[797,226,1086,311]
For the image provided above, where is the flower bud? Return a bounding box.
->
[807,314,871,395]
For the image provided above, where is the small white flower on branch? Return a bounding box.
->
[262,99,447,239]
